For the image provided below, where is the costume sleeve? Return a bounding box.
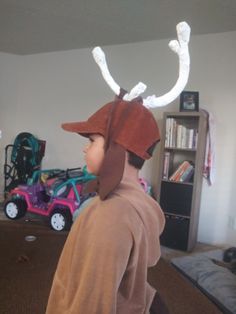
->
[47,204,133,314]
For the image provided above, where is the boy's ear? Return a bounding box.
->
[98,142,126,200]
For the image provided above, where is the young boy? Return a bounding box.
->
[46,97,166,314]
[46,21,191,312]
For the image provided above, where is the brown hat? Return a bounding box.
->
[62,98,160,160]
[62,98,160,200]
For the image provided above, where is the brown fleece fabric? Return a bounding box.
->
[46,175,165,314]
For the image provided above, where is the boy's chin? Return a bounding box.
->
[86,166,98,176]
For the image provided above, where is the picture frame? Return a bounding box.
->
[180,91,199,112]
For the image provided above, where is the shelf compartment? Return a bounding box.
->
[160,214,190,251]
[160,181,193,216]
[162,150,195,182]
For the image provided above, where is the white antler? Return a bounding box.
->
[143,21,191,108]
[92,47,147,99]
[92,21,190,107]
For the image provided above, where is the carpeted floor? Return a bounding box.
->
[0,219,67,314]
[0,219,223,314]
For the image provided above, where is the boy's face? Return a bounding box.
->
[83,134,105,175]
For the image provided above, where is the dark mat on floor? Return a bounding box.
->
[148,257,223,314]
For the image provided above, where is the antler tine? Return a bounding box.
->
[123,82,147,101]
[143,21,191,108]
[92,47,147,99]
[92,47,120,95]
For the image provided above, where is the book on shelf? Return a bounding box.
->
[169,160,194,182]
[165,118,198,149]
[165,118,176,147]
[163,151,170,179]
[179,164,194,182]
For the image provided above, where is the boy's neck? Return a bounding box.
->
[123,152,139,182]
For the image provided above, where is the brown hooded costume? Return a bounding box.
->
[46,21,191,312]
[46,97,165,314]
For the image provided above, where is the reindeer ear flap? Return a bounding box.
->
[98,142,126,200]
[83,142,125,199]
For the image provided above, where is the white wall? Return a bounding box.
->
[191,31,236,246]
[0,30,236,246]
[0,52,21,198]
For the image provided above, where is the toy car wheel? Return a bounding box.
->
[4,199,27,220]
[50,209,72,231]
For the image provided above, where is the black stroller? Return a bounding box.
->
[4,132,46,197]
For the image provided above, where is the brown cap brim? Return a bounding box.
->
[61,102,113,137]
[61,121,105,138]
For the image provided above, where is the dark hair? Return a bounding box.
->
[128,141,158,170]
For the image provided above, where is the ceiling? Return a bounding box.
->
[1,0,236,55]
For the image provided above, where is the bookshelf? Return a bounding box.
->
[157,111,207,251]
